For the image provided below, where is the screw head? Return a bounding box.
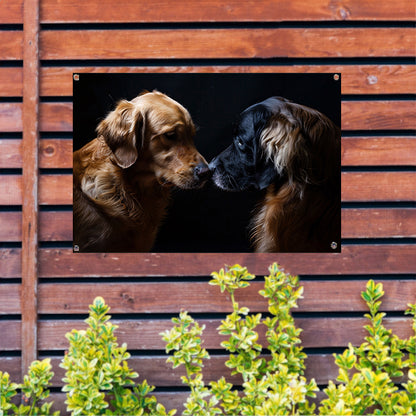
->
[73,245,79,252]
[333,74,340,81]
[73,74,80,81]
[331,242,338,250]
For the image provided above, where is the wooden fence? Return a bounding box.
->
[0,0,415,413]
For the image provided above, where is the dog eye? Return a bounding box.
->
[165,131,176,140]
[236,137,245,149]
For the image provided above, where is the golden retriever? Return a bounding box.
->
[73,91,210,252]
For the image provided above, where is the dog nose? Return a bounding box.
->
[194,162,212,181]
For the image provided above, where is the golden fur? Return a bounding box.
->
[73,91,209,252]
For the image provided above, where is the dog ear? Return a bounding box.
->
[96,100,143,168]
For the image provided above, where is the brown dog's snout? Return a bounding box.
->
[194,160,212,181]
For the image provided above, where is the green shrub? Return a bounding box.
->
[162,263,416,416]
[60,296,174,416]
[0,264,414,416]
[0,358,58,416]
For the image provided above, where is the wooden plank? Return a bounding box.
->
[0,139,72,169]
[3,137,414,170]
[21,0,40,377]
[0,321,21,350]
[0,103,22,132]
[342,208,416,238]
[0,0,23,24]
[342,172,416,202]
[0,284,21,314]
[342,100,416,130]
[37,317,413,351]
[1,245,415,279]
[39,65,416,96]
[0,31,23,60]
[1,172,415,206]
[40,28,415,60]
[39,0,416,23]
[37,280,416,314]
[0,68,23,97]
[33,245,416,277]
[2,101,415,133]
[342,137,416,166]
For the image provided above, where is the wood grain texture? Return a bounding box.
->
[39,0,416,23]
[21,0,40,375]
[37,65,416,96]
[0,31,23,60]
[1,246,415,278]
[342,172,416,202]
[0,353,406,389]
[0,139,72,169]
[342,100,416,130]
[342,208,416,238]
[0,68,23,97]
[342,137,416,166]
[0,284,21,314]
[1,172,415,205]
[0,0,23,24]
[37,280,416,314]
[35,317,413,351]
[0,321,20,350]
[39,28,415,60]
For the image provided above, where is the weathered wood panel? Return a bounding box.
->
[37,65,416,96]
[0,245,415,279]
[37,280,416,314]
[0,139,73,169]
[0,284,21,314]
[39,0,416,23]
[40,29,415,60]
[0,31,23,60]
[342,137,416,166]
[36,317,414,351]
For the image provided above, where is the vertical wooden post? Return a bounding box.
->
[21,0,40,376]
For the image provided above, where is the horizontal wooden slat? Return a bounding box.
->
[35,65,416,96]
[2,101,414,132]
[342,137,416,166]
[342,172,416,202]
[342,100,416,130]
[3,0,415,24]
[0,284,21,314]
[38,0,415,23]
[37,280,416,314]
[0,31,23,60]
[36,317,413,351]
[0,68,23,97]
[342,208,416,238]
[0,175,71,205]
[0,103,22,132]
[0,352,406,390]
[0,321,20,350]
[0,139,73,168]
[0,245,413,278]
[3,137,414,170]
[1,208,415,242]
[40,29,415,60]
[0,315,413,351]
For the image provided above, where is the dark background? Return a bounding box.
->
[73,73,340,252]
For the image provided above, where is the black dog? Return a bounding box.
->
[209,96,341,253]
